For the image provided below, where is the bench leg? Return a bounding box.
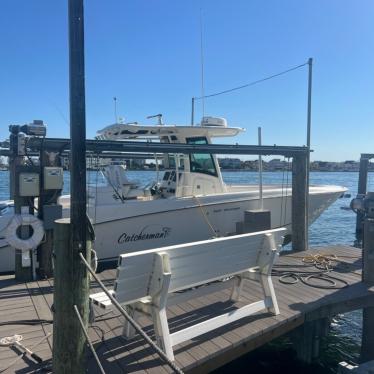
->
[89,299,95,323]
[230,275,244,302]
[123,306,138,339]
[259,273,279,315]
[152,306,174,361]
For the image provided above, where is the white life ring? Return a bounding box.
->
[5,214,45,251]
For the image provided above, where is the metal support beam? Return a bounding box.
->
[191,97,195,126]
[305,57,313,250]
[9,134,34,281]
[292,154,307,251]
[26,137,310,157]
[37,148,61,278]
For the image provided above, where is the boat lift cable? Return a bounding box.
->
[73,305,106,374]
[79,252,184,374]
[193,61,308,100]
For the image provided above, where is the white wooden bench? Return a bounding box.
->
[90,227,286,361]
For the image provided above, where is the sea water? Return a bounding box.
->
[0,170,369,372]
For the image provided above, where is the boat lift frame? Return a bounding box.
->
[6,135,310,260]
[355,153,374,242]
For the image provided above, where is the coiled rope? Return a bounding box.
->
[272,253,353,289]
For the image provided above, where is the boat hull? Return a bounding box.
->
[0,185,345,273]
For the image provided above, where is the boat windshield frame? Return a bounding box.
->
[186,136,218,177]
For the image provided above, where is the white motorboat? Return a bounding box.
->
[0,116,346,273]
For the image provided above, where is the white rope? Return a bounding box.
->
[192,195,217,237]
[0,333,52,373]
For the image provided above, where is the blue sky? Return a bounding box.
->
[1,0,373,161]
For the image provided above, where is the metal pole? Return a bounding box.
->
[113,97,118,123]
[191,97,195,126]
[53,0,90,372]
[9,132,33,281]
[258,127,263,210]
[292,154,307,251]
[305,57,313,249]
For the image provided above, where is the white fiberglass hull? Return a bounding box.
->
[0,185,346,273]
[92,185,344,268]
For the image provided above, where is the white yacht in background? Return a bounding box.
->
[0,117,346,273]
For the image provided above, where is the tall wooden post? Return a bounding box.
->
[292,154,307,252]
[53,0,90,372]
[355,156,369,242]
[361,307,374,363]
[53,219,91,373]
[360,193,374,362]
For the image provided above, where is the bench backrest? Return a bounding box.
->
[114,228,286,305]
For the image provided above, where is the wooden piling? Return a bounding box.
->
[291,154,307,252]
[52,219,91,373]
[361,214,374,363]
[291,318,329,364]
[52,0,90,372]
[356,157,369,242]
[363,216,374,284]
[361,307,374,363]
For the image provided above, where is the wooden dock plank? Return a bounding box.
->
[0,245,373,373]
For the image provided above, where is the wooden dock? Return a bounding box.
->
[1,245,373,373]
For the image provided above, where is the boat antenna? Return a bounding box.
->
[113,97,118,123]
[199,7,206,119]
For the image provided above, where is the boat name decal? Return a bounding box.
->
[118,225,171,244]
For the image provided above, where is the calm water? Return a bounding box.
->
[1,170,370,372]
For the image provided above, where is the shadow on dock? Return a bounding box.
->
[0,245,373,373]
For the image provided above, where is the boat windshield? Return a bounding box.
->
[186,137,217,177]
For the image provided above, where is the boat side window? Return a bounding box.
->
[186,137,217,177]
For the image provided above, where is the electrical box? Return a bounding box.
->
[17,133,26,156]
[19,173,40,197]
[44,167,63,190]
[43,204,63,230]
